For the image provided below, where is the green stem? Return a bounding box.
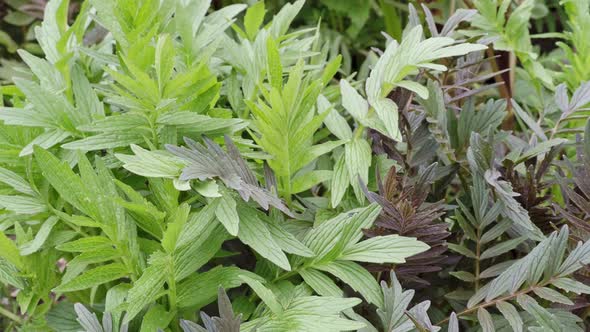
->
[353,125,365,141]
[281,175,292,205]
[0,306,22,325]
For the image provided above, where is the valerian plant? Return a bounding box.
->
[0,0,590,331]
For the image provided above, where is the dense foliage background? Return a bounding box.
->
[1,0,590,331]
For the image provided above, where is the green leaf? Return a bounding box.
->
[177,266,262,309]
[0,107,55,128]
[340,235,429,264]
[484,168,544,241]
[479,237,526,260]
[13,78,77,132]
[244,1,266,39]
[104,284,130,330]
[265,218,314,257]
[116,145,186,178]
[533,287,574,305]
[321,55,342,86]
[275,297,364,331]
[330,153,349,208]
[303,204,381,263]
[238,208,290,271]
[340,79,369,122]
[57,237,113,253]
[266,38,283,90]
[156,112,247,134]
[124,253,169,323]
[239,275,283,314]
[0,232,23,269]
[19,216,59,255]
[71,65,104,119]
[291,170,332,194]
[449,271,476,282]
[0,258,26,289]
[299,268,343,297]
[62,132,146,151]
[33,146,91,216]
[73,303,104,332]
[517,294,563,331]
[155,34,176,93]
[447,243,477,258]
[477,307,494,332]
[214,194,240,236]
[162,204,190,254]
[140,304,174,332]
[174,221,227,281]
[345,138,372,200]
[45,301,81,332]
[496,301,523,332]
[511,100,547,141]
[54,263,128,292]
[20,129,71,156]
[316,260,382,307]
[515,139,567,165]
[396,80,429,99]
[318,94,352,141]
[0,195,47,214]
[0,166,35,195]
[552,278,590,294]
